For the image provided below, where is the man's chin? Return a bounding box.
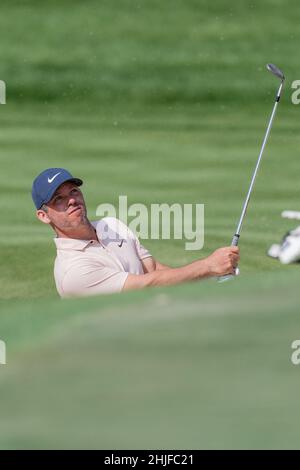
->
[70,217,86,227]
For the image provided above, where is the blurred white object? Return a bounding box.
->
[267,244,281,259]
[281,210,300,220]
[268,225,300,264]
[279,227,300,264]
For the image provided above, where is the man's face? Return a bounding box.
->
[37,182,88,231]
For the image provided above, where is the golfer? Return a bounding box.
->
[32,168,239,298]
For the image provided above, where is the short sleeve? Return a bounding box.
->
[135,238,152,260]
[61,263,129,298]
[123,222,152,260]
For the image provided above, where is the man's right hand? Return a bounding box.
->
[204,246,240,277]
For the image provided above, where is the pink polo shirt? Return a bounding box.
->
[54,217,152,298]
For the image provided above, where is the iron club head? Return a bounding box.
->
[266,63,285,81]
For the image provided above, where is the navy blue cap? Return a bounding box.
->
[31,168,83,209]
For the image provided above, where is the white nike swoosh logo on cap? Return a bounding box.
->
[48,172,61,184]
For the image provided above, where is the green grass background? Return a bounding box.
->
[0,0,300,449]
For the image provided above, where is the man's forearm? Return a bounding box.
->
[155,261,171,270]
[124,246,239,291]
[123,258,211,291]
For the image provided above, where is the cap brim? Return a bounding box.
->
[69,178,83,187]
[42,177,83,207]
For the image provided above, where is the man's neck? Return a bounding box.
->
[55,222,98,241]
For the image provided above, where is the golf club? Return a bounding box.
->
[218,63,285,282]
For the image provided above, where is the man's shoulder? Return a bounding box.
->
[91,216,126,228]
[92,217,134,240]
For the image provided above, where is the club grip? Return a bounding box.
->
[231,234,240,247]
[217,234,240,283]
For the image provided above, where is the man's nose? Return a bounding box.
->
[68,197,77,206]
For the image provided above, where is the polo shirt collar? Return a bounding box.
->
[54,237,98,251]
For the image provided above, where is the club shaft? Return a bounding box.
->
[218,74,284,283]
[233,81,284,243]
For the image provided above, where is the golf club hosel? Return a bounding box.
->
[276,81,284,102]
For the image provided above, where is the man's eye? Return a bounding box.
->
[71,189,79,195]
[55,197,63,204]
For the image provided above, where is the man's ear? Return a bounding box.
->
[36,209,51,224]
